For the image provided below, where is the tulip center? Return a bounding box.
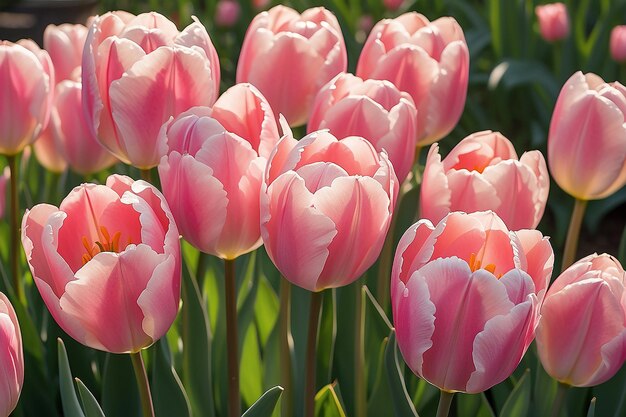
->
[468,252,502,278]
[81,226,128,265]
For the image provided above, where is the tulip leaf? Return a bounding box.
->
[181,260,215,417]
[57,338,86,417]
[592,364,626,417]
[317,288,336,387]
[456,393,496,417]
[242,386,284,417]
[240,324,264,407]
[152,339,191,417]
[75,379,106,417]
[102,353,141,417]
[315,384,347,417]
[254,274,279,347]
[385,331,419,417]
[587,397,597,417]
[500,369,531,417]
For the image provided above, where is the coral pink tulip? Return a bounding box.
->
[82,11,221,169]
[421,131,549,230]
[261,124,398,292]
[237,5,347,127]
[0,292,23,417]
[610,26,626,63]
[356,13,469,145]
[548,72,626,200]
[308,72,418,182]
[535,3,569,42]
[536,254,626,387]
[391,211,553,393]
[0,41,53,155]
[44,23,88,82]
[21,175,181,353]
[50,81,118,175]
[159,84,280,260]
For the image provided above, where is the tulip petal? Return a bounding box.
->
[420,143,452,224]
[137,253,178,341]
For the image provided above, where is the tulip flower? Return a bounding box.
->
[421,131,549,231]
[0,292,23,417]
[391,211,554,394]
[159,84,279,260]
[216,0,241,27]
[610,26,626,63]
[44,23,88,82]
[82,11,221,169]
[356,13,469,145]
[308,72,418,182]
[536,254,626,387]
[535,3,570,42]
[237,5,347,127]
[0,40,53,156]
[261,124,398,292]
[21,174,181,354]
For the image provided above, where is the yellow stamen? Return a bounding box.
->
[81,225,128,265]
[468,252,502,278]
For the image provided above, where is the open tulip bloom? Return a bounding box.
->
[0,292,23,417]
[391,211,553,394]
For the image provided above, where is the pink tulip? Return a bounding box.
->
[548,72,626,200]
[159,84,280,259]
[356,13,469,145]
[0,292,23,417]
[0,167,8,218]
[421,131,549,230]
[33,128,68,173]
[536,254,626,387]
[21,175,181,353]
[216,0,241,27]
[391,211,554,393]
[44,23,88,82]
[610,26,626,63]
[308,72,418,182]
[383,0,403,11]
[82,11,221,169]
[261,123,398,292]
[0,41,53,155]
[237,5,347,127]
[535,3,569,42]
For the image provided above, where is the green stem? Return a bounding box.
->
[354,283,366,417]
[304,291,323,417]
[280,278,293,417]
[550,382,570,417]
[7,155,24,303]
[130,351,155,417]
[561,198,588,272]
[140,168,152,183]
[225,258,240,417]
[196,252,207,289]
[435,390,454,417]
[413,145,423,183]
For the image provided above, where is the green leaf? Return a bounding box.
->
[181,260,215,417]
[152,339,191,417]
[242,386,284,417]
[240,325,264,407]
[316,288,336,387]
[102,353,141,417]
[385,331,419,417]
[315,384,346,417]
[587,397,597,417]
[456,393,496,417]
[500,369,531,417]
[57,338,86,417]
[75,379,106,417]
[254,275,279,347]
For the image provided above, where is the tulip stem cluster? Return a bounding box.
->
[550,382,570,417]
[561,198,588,272]
[224,258,241,417]
[279,278,293,417]
[130,351,155,417]
[304,291,323,417]
[354,284,366,417]
[7,154,23,303]
[435,390,455,417]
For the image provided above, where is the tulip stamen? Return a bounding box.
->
[81,226,125,265]
[468,252,502,278]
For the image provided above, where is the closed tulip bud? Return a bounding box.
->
[82,11,221,169]
[548,72,626,200]
[610,26,626,63]
[44,23,88,82]
[392,211,554,393]
[216,0,241,27]
[237,5,347,127]
[0,292,23,417]
[159,84,280,260]
[22,175,181,353]
[261,122,398,292]
[536,254,626,387]
[0,41,53,155]
[535,3,570,42]
[356,13,469,145]
[308,72,418,182]
[421,131,549,230]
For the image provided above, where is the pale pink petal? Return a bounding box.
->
[137,253,178,341]
[420,144,452,224]
[514,229,554,299]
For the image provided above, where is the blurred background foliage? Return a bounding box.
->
[2,0,626,417]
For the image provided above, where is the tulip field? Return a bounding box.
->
[3,0,626,416]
